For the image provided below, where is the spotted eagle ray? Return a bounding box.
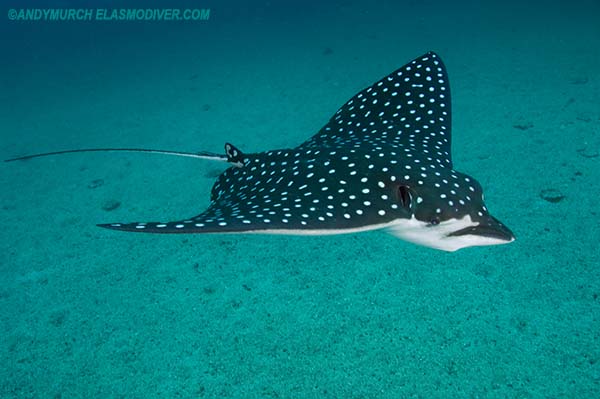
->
[6,52,514,251]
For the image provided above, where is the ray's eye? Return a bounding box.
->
[397,185,412,210]
[430,218,440,226]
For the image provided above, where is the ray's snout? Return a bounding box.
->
[487,216,515,242]
[449,215,515,243]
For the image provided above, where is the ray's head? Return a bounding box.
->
[387,169,515,252]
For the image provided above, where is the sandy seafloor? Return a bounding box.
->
[1,0,599,397]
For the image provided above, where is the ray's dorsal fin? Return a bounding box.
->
[224,142,246,167]
[4,148,228,163]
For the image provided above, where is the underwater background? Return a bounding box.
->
[1,0,599,397]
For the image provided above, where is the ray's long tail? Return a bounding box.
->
[4,148,229,163]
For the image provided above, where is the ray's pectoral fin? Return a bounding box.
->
[98,143,251,234]
[97,200,264,234]
[97,218,221,234]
